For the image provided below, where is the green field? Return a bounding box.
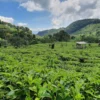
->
[0,42,100,100]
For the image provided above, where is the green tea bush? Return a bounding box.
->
[0,42,100,100]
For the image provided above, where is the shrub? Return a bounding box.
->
[0,39,8,47]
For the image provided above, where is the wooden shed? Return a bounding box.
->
[76,41,87,49]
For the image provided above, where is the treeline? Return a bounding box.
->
[0,20,36,47]
[80,31,100,43]
[0,20,71,48]
[39,30,70,43]
[1,19,100,48]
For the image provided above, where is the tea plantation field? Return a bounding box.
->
[0,42,100,100]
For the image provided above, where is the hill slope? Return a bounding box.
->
[0,20,36,47]
[73,23,100,37]
[65,19,100,34]
[37,19,100,36]
[0,20,31,34]
[37,28,65,36]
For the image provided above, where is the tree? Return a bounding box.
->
[53,30,70,41]
[71,35,76,39]
[0,39,8,47]
[96,31,100,36]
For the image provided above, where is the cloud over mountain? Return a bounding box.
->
[18,0,100,28]
[1,0,99,30]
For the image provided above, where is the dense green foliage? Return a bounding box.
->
[74,23,100,35]
[73,24,100,42]
[0,42,100,100]
[1,19,100,46]
[0,38,8,47]
[0,20,70,46]
[0,20,36,47]
[40,30,70,43]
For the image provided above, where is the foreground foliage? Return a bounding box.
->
[0,42,100,100]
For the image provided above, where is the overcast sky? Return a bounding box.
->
[0,0,100,33]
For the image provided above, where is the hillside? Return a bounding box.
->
[0,20,32,34]
[37,19,100,36]
[37,28,65,36]
[0,20,36,47]
[72,23,100,42]
[74,23,100,36]
[65,19,100,34]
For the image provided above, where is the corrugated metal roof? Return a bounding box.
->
[76,41,87,44]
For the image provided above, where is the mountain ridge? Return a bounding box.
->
[37,19,100,36]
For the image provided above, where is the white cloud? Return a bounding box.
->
[50,0,100,27]
[18,0,100,28]
[30,26,61,34]
[52,18,63,27]
[0,16,14,23]
[30,27,53,34]
[20,1,44,12]
[17,22,27,26]
[2,0,100,30]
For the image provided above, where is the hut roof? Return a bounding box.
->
[76,41,87,45]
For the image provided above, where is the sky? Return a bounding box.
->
[0,0,100,33]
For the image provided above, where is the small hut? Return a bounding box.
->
[76,41,87,49]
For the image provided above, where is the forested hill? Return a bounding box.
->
[37,28,65,36]
[0,20,36,47]
[65,19,100,34]
[37,19,100,36]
